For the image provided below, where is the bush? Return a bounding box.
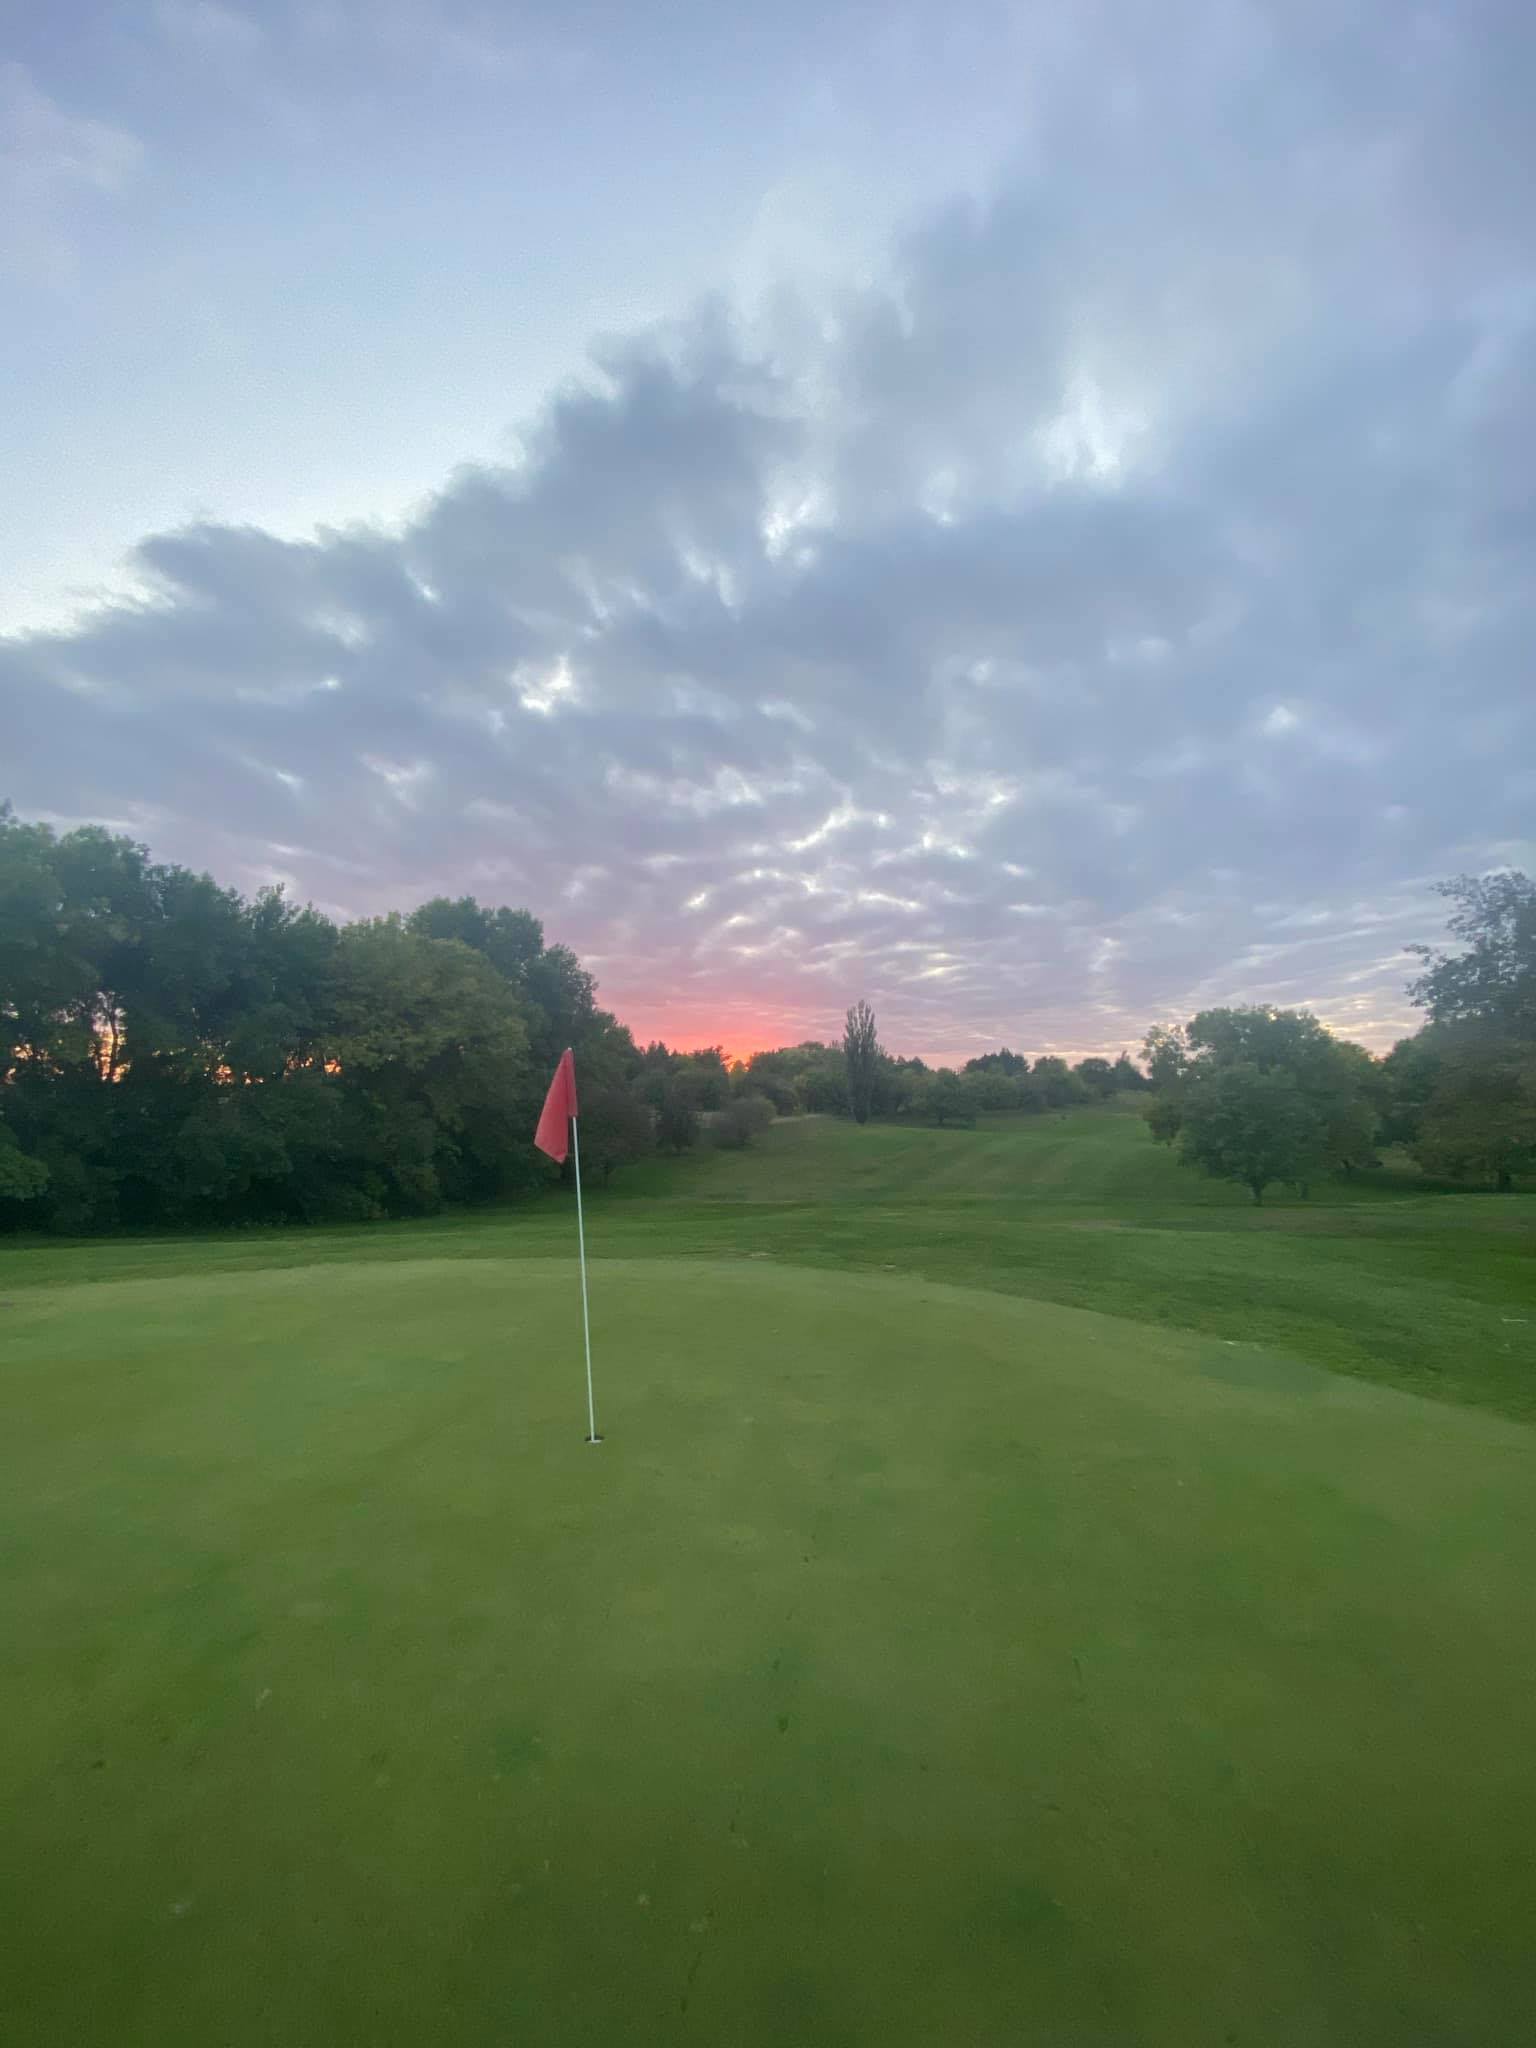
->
[656,1084,700,1153]
[0,1123,48,1205]
[963,1069,1018,1113]
[714,1093,774,1149]
[924,1071,975,1126]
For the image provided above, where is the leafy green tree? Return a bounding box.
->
[324,919,532,1213]
[1026,1055,1081,1109]
[1314,1038,1383,1175]
[1141,1023,1189,1092]
[223,891,340,1081]
[0,806,103,1068]
[865,1052,911,1118]
[0,1118,47,1204]
[107,866,252,1080]
[1111,1050,1147,1091]
[1185,1005,1335,1073]
[926,1069,973,1126]
[741,1047,801,1114]
[1410,1036,1536,1191]
[326,919,526,1093]
[1144,1090,1184,1145]
[883,1055,931,1117]
[842,1000,881,1125]
[576,1085,655,1183]
[1177,1063,1325,1203]
[524,945,600,1069]
[1380,1030,1446,1149]
[796,1046,849,1114]
[1,810,160,1077]
[1408,871,1536,1036]
[408,896,611,1099]
[409,898,545,984]
[1389,874,1536,1190]
[963,1067,1018,1112]
[1073,1056,1116,1099]
[964,1048,1029,1077]
[1145,1005,1376,1194]
[1205,1014,1378,1172]
[741,1041,846,1114]
[655,1083,700,1154]
[671,1047,730,1110]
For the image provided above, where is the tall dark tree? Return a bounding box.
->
[322,917,533,1213]
[1141,1023,1190,1092]
[842,1000,880,1125]
[1392,873,1536,1189]
[925,1069,974,1126]
[0,1117,47,1204]
[577,1085,656,1183]
[674,1047,731,1110]
[655,1082,700,1154]
[1408,872,1536,1035]
[795,1045,849,1114]
[1027,1055,1081,1109]
[741,1047,801,1114]
[1381,1029,1450,1149]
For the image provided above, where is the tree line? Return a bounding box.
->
[0,806,672,1233]
[737,1020,1149,1126]
[4,802,1530,1229]
[1138,872,1535,1201]
[0,804,1153,1237]
[0,806,843,1233]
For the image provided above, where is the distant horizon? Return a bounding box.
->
[594,978,1421,1071]
[591,1005,1392,1074]
[4,793,1430,1070]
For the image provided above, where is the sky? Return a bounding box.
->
[4,0,1534,1064]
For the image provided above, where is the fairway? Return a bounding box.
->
[5,1237,1536,2043]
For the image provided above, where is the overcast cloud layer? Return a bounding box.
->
[5,1,1534,1060]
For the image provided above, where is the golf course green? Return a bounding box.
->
[4,1106,1534,2043]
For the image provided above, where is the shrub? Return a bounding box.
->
[714,1093,774,1149]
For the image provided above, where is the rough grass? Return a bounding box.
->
[4,1253,1535,2045]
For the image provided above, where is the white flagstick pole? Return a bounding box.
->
[570,1113,600,1443]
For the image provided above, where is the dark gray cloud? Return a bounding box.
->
[4,0,1533,1057]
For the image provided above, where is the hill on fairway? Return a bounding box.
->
[3,1104,1535,2043]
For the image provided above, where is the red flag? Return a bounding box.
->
[534,1048,578,1162]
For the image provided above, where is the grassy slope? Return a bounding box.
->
[5,1256,1535,2045]
[8,1103,1531,1419]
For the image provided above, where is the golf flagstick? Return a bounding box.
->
[570,1110,599,1443]
[533,1048,601,1442]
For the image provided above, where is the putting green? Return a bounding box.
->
[4,1256,1535,2044]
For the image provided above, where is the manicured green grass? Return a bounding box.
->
[11,1103,1531,1419]
[3,1105,1534,2041]
[5,1254,1535,2044]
